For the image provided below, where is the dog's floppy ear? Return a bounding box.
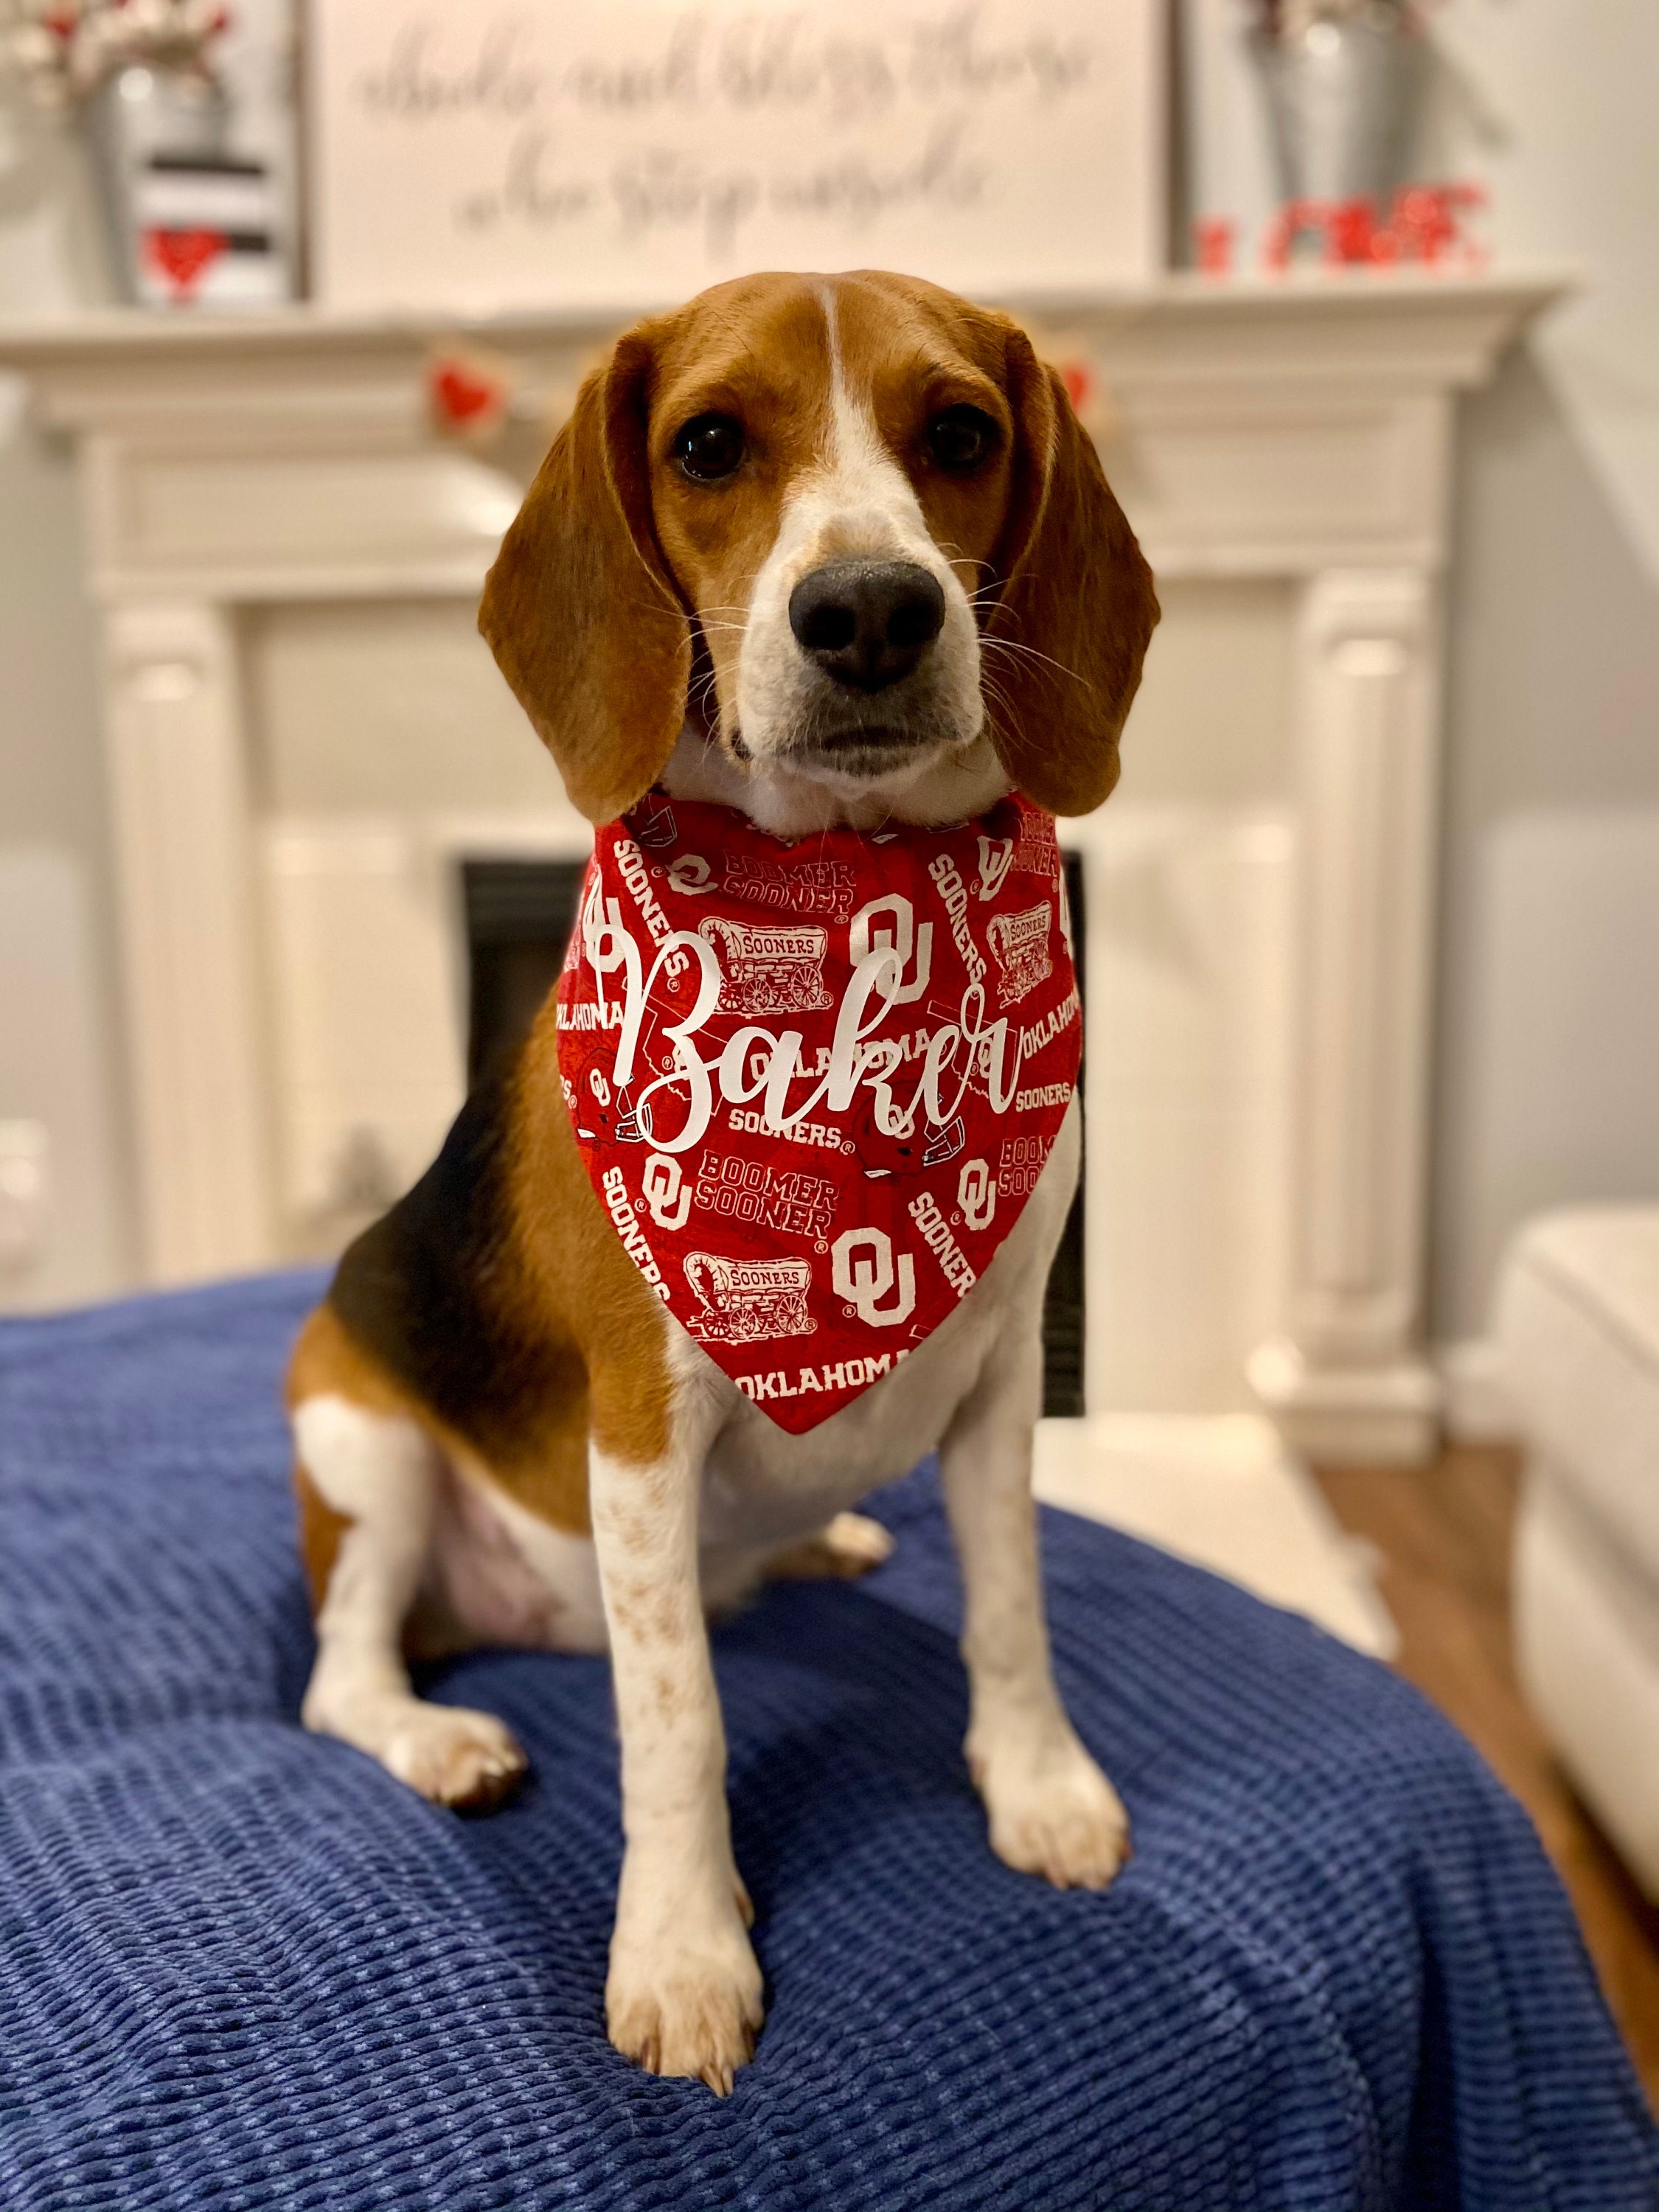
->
[479,330,690,824]
[984,324,1160,817]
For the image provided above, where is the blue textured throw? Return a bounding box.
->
[0,1273,1655,2210]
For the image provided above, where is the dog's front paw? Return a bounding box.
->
[765,1510,895,1582]
[381,1704,527,1812]
[974,1733,1130,1891]
[607,1913,765,2093]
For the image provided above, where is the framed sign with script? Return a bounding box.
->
[307,1,1164,313]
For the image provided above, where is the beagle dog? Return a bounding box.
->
[288,269,1158,2093]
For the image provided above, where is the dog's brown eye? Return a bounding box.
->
[928,405,998,474]
[675,413,745,481]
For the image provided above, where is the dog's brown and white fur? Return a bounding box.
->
[288,270,1158,2092]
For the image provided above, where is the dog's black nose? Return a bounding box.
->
[788,560,946,694]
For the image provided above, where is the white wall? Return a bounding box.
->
[1431,347,1659,1335]
[0,48,135,1307]
[0,374,136,1308]
[1427,0,1659,1335]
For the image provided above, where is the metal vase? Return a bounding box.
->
[1248,13,1427,215]
[83,63,229,302]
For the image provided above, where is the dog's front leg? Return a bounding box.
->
[588,1387,762,2092]
[939,1324,1131,1890]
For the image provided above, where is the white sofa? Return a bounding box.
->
[1498,1206,1659,1897]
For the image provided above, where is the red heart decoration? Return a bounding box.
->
[431,362,501,428]
[145,228,226,296]
[1059,360,1094,417]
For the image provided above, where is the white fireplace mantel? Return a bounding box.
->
[0,268,1566,1462]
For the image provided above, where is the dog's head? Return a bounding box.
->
[480,270,1158,825]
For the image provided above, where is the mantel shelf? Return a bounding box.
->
[0,265,1573,343]
[0,267,1571,431]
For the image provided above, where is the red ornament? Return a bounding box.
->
[1261,197,1326,268]
[1325,197,1380,265]
[1261,179,1488,273]
[145,228,226,298]
[1192,216,1236,276]
[426,354,511,439]
[1057,360,1093,417]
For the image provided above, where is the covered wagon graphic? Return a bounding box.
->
[683,1251,817,1345]
[986,902,1053,1006]
[699,915,832,1017]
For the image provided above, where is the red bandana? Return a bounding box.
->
[555,791,1080,1432]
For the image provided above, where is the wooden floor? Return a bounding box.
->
[1314,1447,1659,2111]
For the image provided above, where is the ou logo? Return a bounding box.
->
[831,1226,916,1328]
[641,1151,692,1231]
[975,835,1015,901]
[667,852,712,894]
[849,893,933,1006]
[957,1158,996,1231]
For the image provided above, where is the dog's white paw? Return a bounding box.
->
[765,1511,895,1582]
[607,1912,765,2093]
[819,1511,897,1573]
[379,1703,528,1812]
[974,1733,1130,1891]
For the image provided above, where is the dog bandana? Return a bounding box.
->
[556,790,1080,1433]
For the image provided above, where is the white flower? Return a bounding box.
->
[0,0,229,110]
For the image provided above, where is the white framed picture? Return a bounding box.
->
[307,1,1164,315]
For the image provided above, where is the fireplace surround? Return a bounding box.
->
[0,271,1562,1460]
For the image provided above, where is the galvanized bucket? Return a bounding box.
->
[84,63,229,302]
[1249,13,1428,212]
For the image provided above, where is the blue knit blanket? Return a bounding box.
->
[0,1272,1654,2211]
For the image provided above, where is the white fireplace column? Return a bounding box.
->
[1248,568,1443,1463]
[101,597,274,1279]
